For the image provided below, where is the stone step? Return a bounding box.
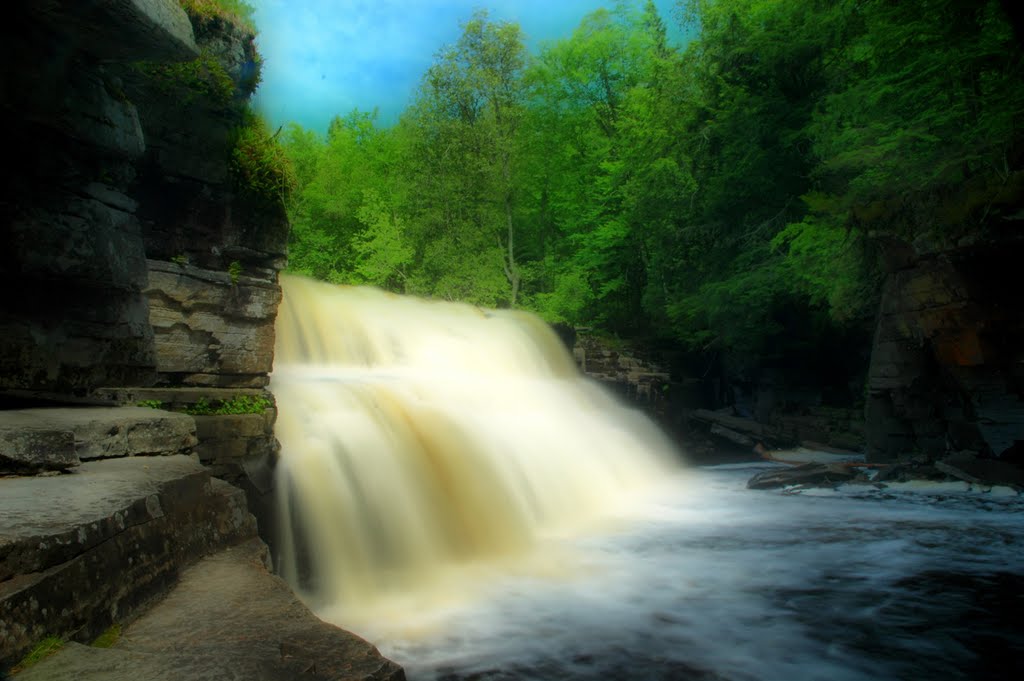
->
[13,539,405,681]
[0,406,196,473]
[94,386,274,410]
[0,455,255,668]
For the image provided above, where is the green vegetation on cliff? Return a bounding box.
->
[185,395,273,415]
[136,49,236,106]
[281,0,1023,367]
[231,110,296,205]
[178,0,256,30]
[140,1,289,206]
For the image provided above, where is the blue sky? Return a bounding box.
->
[251,0,684,133]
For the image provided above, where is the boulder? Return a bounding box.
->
[747,463,856,490]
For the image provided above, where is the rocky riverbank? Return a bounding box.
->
[746,449,1024,494]
[0,1,405,677]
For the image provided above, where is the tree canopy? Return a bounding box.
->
[281,0,1024,380]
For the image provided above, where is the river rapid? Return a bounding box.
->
[352,465,1024,681]
[271,276,1024,681]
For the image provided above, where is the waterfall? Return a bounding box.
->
[271,274,680,613]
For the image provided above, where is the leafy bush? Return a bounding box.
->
[136,399,164,410]
[184,395,272,415]
[231,110,296,204]
[136,50,235,107]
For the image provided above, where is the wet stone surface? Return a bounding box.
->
[17,539,405,681]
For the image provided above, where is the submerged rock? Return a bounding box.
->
[747,463,856,490]
[935,451,1024,490]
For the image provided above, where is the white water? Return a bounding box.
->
[271,275,1024,680]
[368,465,1024,681]
[272,275,678,610]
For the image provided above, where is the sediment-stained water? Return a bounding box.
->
[363,466,1024,681]
[272,274,677,607]
[271,275,1024,681]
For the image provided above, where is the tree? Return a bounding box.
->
[402,11,529,306]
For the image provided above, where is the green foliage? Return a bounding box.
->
[178,0,256,31]
[352,189,413,288]
[227,260,242,284]
[137,50,236,107]
[806,0,1024,239]
[282,112,399,285]
[215,394,273,414]
[12,636,64,672]
[526,264,596,325]
[771,216,880,323]
[279,0,1022,372]
[184,397,214,415]
[91,624,121,649]
[171,254,188,266]
[135,399,164,409]
[184,395,272,415]
[231,110,296,204]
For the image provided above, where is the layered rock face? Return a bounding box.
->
[1,0,285,476]
[2,0,284,402]
[574,336,866,461]
[0,454,256,663]
[0,1,201,398]
[866,239,1024,462]
[575,336,674,417]
[0,0,324,674]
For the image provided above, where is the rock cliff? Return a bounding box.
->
[0,2,400,677]
[865,236,1024,463]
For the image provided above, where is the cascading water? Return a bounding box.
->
[271,275,1024,681]
[271,274,680,615]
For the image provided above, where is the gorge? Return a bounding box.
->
[1,0,1023,680]
[269,276,1024,681]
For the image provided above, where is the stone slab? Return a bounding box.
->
[0,407,197,465]
[0,457,256,667]
[15,539,405,681]
[0,455,205,581]
[0,427,77,473]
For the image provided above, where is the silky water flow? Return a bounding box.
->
[271,275,1024,681]
[271,274,679,618]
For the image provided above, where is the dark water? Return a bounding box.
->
[349,464,1024,681]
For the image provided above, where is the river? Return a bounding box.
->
[361,465,1024,681]
[271,274,1024,681]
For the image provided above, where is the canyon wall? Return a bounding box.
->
[0,0,289,668]
[865,237,1024,462]
[1,0,285,479]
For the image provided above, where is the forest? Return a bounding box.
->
[279,0,1023,391]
